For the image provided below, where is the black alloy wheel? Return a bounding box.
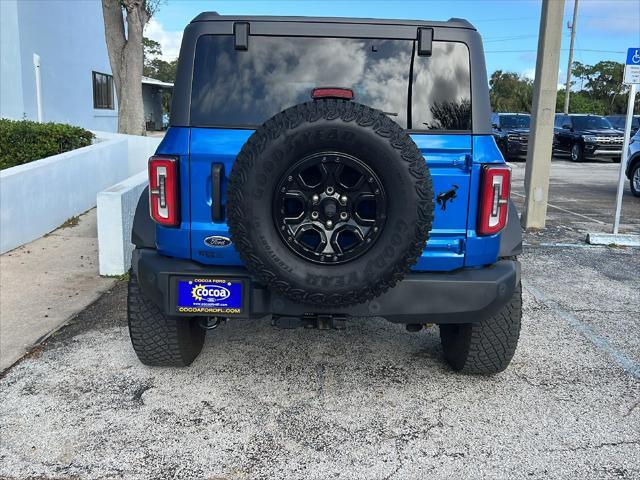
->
[274,151,387,265]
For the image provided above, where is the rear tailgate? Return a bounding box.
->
[189,128,471,272]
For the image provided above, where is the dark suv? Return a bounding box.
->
[606,115,640,136]
[491,113,530,160]
[553,114,624,162]
[128,14,523,375]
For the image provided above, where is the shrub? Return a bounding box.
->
[0,119,95,170]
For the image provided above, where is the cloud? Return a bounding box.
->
[520,67,565,90]
[145,18,182,61]
[575,0,640,35]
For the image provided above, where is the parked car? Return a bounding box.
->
[605,115,640,136]
[491,112,530,160]
[127,14,523,375]
[626,129,640,197]
[553,114,624,162]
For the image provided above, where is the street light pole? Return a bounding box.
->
[522,0,565,230]
[564,0,579,114]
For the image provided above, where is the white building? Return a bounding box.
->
[0,0,171,132]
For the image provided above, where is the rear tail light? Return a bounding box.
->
[148,156,179,227]
[478,165,511,236]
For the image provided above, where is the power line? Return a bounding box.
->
[483,33,571,42]
[485,48,626,54]
[483,35,540,42]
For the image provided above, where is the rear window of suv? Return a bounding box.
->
[190,35,471,131]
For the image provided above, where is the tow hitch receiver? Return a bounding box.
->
[272,314,346,330]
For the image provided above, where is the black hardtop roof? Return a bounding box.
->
[191,13,476,30]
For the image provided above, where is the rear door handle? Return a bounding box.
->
[211,163,225,222]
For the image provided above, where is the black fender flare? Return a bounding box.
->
[498,199,523,258]
[131,186,156,249]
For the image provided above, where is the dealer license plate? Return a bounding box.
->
[176,278,244,315]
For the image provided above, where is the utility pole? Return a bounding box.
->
[522,0,565,230]
[563,0,579,113]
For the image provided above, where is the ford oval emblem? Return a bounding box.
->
[204,235,232,247]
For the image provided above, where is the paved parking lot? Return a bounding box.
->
[1,158,638,479]
[510,156,639,243]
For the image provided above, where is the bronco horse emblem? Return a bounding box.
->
[436,185,459,211]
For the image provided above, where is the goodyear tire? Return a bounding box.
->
[227,99,434,307]
[439,282,522,375]
[128,274,205,366]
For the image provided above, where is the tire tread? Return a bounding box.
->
[227,99,434,307]
[127,275,205,367]
[440,282,522,375]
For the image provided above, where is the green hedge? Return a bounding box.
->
[0,119,95,170]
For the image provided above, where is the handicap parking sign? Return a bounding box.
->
[624,48,640,84]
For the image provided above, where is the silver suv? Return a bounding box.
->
[626,129,640,197]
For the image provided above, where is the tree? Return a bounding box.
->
[142,36,177,113]
[143,36,162,62]
[571,61,626,114]
[555,90,606,115]
[489,71,534,113]
[102,0,161,135]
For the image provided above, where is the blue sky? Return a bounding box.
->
[148,0,640,83]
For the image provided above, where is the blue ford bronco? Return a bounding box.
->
[128,14,523,374]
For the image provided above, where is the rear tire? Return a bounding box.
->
[128,274,205,367]
[439,282,522,375]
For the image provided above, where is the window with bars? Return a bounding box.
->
[92,71,114,109]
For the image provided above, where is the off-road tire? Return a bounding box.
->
[128,274,205,366]
[227,99,434,307]
[439,282,522,375]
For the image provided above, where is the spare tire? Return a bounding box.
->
[227,99,434,307]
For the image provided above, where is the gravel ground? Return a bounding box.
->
[1,159,638,479]
[1,245,638,480]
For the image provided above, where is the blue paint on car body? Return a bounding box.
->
[155,128,507,271]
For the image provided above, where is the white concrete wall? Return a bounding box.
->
[0,0,118,131]
[97,171,148,276]
[91,131,161,175]
[0,133,160,254]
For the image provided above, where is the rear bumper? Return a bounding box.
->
[132,248,520,325]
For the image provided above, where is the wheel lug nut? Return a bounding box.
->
[311,211,319,219]
[326,186,334,195]
[312,194,319,203]
[340,195,348,204]
[326,220,333,228]
[340,212,348,220]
